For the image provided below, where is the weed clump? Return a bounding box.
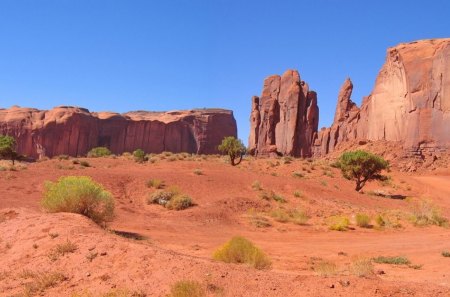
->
[314,260,338,277]
[270,208,308,225]
[148,187,194,211]
[146,179,165,189]
[410,199,448,227]
[41,176,114,224]
[355,213,371,228]
[213,236,271,269]
[350,257,374,277]
[169,280,205,297]
[373,256,410,265]
[327,215,350,231]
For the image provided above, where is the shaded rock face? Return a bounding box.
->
[248,69,319,157]
[0,106,237,159]
[313,38,450,157]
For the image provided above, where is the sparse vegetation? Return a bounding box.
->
[166,195,194,210]
[22,271,66,296]
[87,147,111,158]
[442,251,450,257]
[336,150,389,191]
[41,176,115,224]
[410,199,448,227]
[292,171,304,178]
[251,180,262,191]
[169,280,205,297]
[355,213,371,228]
[327,215,350,231]
[349,257,374,277]
[193,168,203,175]
[146,178,165,189]
[213,236,271,269]
[248,212,271,228]
[314,260,338,277]
[270,208,308,225]
[373,256,410,265]
[218,136,246,166]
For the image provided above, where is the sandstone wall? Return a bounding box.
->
[0,106,237,159]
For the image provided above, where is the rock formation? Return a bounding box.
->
[248,69,319,157]
[314,38,450,157]
[0,106,237,159]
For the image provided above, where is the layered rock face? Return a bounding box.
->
[0,106,237,159]
[314,38,450,156]
[248,69,319,157]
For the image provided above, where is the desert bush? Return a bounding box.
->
[48,240,77,261]
[372,256,410,265]
[355,213,371,228]
[79,160,90,167]
[218,136,246,166]
[133,149,147,163]
[41,176,114,224]
[314,260,338,277]
[87,147,111,158]
[248,213,271,228]
[349,257,374,277]
[166,195,193,210]
[336,150,389,191]
[327,215,350,231]
[375,213,402,229]
[442,251,450,257]
[169,280,205,297]
[213,236,271,269]
[146,179,165,189]
[293,190,303,198]
[410,199,448,227]
[148,187,193,211]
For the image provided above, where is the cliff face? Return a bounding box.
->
[248,69,319,157]
[0,106,237,159]
[314,38,450,157]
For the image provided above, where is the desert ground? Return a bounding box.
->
[0,152,449,297]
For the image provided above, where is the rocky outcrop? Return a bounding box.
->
[248,69,319,157]
[0,106,237,159]
[313,38,450,157]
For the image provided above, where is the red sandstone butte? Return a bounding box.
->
[314,38,450,156]
[0,106,237,159]
[248,69,319,157]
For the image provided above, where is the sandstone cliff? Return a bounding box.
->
[0,106,237,159]
[314,38,450,157]
[248,69,319,157]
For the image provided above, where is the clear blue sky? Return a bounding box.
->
[1,0,449,144]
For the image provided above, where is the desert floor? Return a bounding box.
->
[0,154,449,296]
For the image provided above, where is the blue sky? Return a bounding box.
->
[0,0,449,144]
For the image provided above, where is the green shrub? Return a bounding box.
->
[133,149,147,163]
[336,150,389,191]
[213,236,271,269]
[41,176,114,224]
[169,280,205,297]
[372,256,410,265]
[355,213,371,228]
[87,147,111,158]
[327,215,350,231]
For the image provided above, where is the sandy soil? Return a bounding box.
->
[0,155,449,296]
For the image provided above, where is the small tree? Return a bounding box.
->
[218,136,246,166]
[0,135,18,165]
[337,150,389,191]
